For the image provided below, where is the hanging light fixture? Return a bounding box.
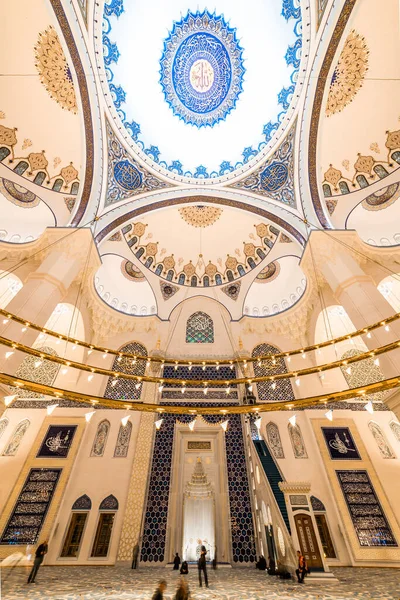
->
[364,400,374,414]
[135,382,141,390]
[254,417,262,429]
[220,419,229,432]
[226,386,231,395]
[5,351,14,359]
[271,381,276,390]
[288,414,297,426]
[121,415,130,427]
[4,395,16,407]
[85,411,95,422]
[325,409,333,421]
[34,359,43,369]
[88,374,94,382]
[158,383,164,393]
[189,418,196,431]
[374,358,380,366]
[155,418,163,430]
[47,404,59,415]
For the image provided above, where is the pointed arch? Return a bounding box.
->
[252,343,295,403]
[368,421,395,459]
[2,418,30,456]
[310,496,326,512]
[288,422,308,458]
[72,494,92,510]
[90,419,110,457]
[186,312,214,343]
[389,420,400,442]
[14,346,60,398]
[0,417,9,440]
[99,495,119,511]
[265,421,284,459]
[114,420,132,457]
[104,341,147,400]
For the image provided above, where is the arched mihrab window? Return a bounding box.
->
[252,343,295,403]
[104,342,147,400]
[186,312,214,343]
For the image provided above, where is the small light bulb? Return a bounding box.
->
[34,360,43,369]
[155,418,163,430]
[271,382,276,390]
[346,366,352,375]
[88,349,93,355]
[88,374,94,382]
[325,409,333,421]
[181,386,186,394]
[248,384,253,393]
[289,415,297,426]
[302,353,306,359]
[5,351,14,359]
[111,379,118,387]
[226,387,231,395]
[117,355,122,362]
[121,415,130,426]
[188,363,192,371]
[72,345,77,351]
[189,419,196,431]
[85,411,95,422]
[221,420,229,432]
[146,360,151,368]
[230,364,234,370]
[366,332,371,339]
[364,401,374,414]
[4,395,17,406]
[385,325,390,332]
[21,327,27,332]
[47,404,58,415]
[287,356,291,363]
[216,363,220,370]
[102,353,107,359]
[203,387,208,395]
[61,367,68,375]
[254,417,262,429]
[2,318,9,324]
[295,378,300,386]
[158,384,164,393]
[202,365,206,371]
[135,382,141,390]
[174,364,178,371]
[374,358,380,366]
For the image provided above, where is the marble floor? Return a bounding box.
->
[0,565,399,600]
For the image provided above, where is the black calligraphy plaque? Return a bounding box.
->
[37,425,77,458]
[0,468,61,545]
[337,470,397,547]
[322,427,361,460]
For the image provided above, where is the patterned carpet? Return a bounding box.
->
[0,565,399,599]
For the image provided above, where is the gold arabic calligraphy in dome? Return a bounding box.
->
[178,206,223,228]
[121,259,145,282]
[256,261,280,283]
[326,30,369,117]
[34,26,78,114]
[121,220,279,287]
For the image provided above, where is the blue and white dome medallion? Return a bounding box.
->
[160,11,245,128]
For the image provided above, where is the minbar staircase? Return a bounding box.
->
[253,439,290,534]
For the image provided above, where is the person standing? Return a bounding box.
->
[152,579,167,600]
[296,550,307,584]
[131,543,139,569]
[173,552,181,570]
[198,545,208,588]
[27,540,48,584]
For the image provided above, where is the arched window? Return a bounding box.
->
[104,342,147,400]
[145,257,153,268]
[13,161,29,175]
[215,274,222,285]
[0,271,22,309]
[368,421,395,458]
[339,181,350,194]
[135,247,145,259]
[114,420,132,457]
[0,417,9,440]
[288,423,308,458]
[155,264,163,276]
[91,496,118,558]
[247,257,256,269]
[373,165,388,179]
[341,349,386,401]
[203,275,210,287]
[265,422,284,459]
[356,174,368,188]
[33,171,46,185]
[71,182,79,195]
[252,343,295,403]
[377,276,400,313]
[167,269,174,281]
[322,184,331,197]
[226,270,234,282]
[14,346,60,398]
[256,248,266,260]
[90,420,110,457]
[238,265,245,277]
[2,419,30,456]
[0,147,10,161]
[186,312,214,343]
[389,420,400,442]
[61,495,92,558]
[191,275,198,287]
[178,273,185,285]
[52,178,63,192]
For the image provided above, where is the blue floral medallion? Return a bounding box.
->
[160,11,245,128]
[113,159,143,190]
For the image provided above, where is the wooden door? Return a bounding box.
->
[295,513,323,570]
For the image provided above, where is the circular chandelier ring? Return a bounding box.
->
[0,308,399,366]
[1,335,399,386]
[1,372,399,414]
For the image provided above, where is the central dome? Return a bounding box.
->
[160,11,245,127]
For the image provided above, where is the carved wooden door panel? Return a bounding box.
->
[295,513,323,569]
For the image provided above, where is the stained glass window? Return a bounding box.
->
[186,312,214,343]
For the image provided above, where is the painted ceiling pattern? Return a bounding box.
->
[105,120,172,206]
[229,123,296,207]
[0,116,80,195]
[325,30,369,118]
[159,11,245,128]
[121,259,145,282]
[121,220,279,288]
[178,205,223,228]
[101,0,303,179]
[256,261,281,283]
[0,178,41,208]
[322,128,400,199]
[34,26,78,114]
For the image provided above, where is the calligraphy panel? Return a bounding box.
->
[336,470,397,547]
[37,425,77,458]
[186,312,214,343]
[322,427,361,460]
[0,468,61,545]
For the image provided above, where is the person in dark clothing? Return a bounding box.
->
[173,552,181,570]
[27,541,48,583]
[212,547,217,570]
[256,555,267,570]
[267,555,276,575]
[296,550,307,583]
[152,579,167,600]
[180,560,189,574]
[131,543,139,569]
[198,545,208,587]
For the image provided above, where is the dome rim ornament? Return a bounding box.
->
[159,10,245,129]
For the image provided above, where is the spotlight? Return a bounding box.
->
[158,384,164,393]
[226,386,231,395]
[295,378,300,386]
[345,366,352,375]
[364,401,374,414]
[88,374,94,382]
[325,409,333,421]
[135,382,141,390]
[288,415,297,426]
[366,332,371,339]
[385,325,390,332]
[4,395,16,407]
[34,360,43,369]
[271,382,276,390]
[220,420,229,432]
[2,318,9,324]
[254,417,262,429]
[85,411,95,422]
[61,368,68,375]
[189,419,196,431]
[247,384,253,393]
[121,415,130,426]
[47,404,58,415]
[374,358,380,366]
[203,387,208,395]
[155,418,163,430]
[181,386,186,394]
[5,351,14,359]
[111,379,118,387]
